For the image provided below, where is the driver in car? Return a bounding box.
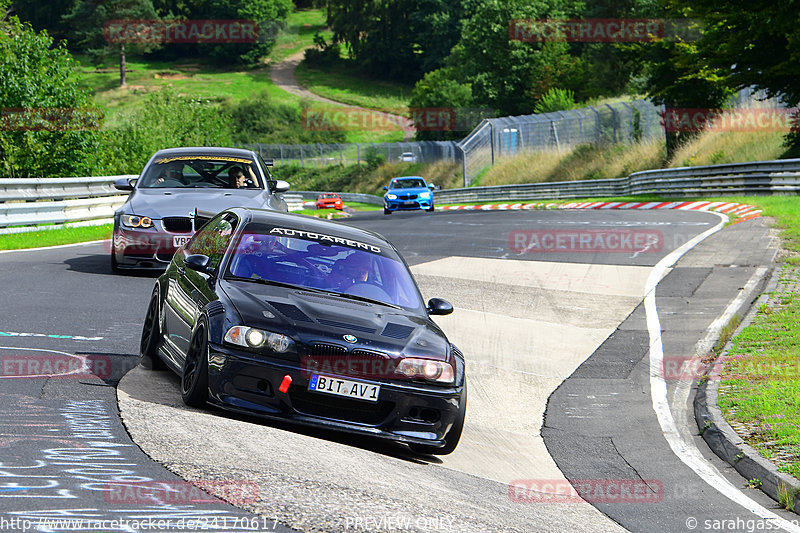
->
[334,253,372,288]
[228,166,248,188]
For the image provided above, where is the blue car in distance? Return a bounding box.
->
[382,176,436,215]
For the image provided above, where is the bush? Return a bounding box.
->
[224,91,346,145]
[0,16,102,178]
[304,33,343,67]
[409,68,474,141]
[363,146,385,169]
[534,88,577,114]
[98,88,233,174]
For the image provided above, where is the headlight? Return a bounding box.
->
[419,191,431,199]
[386,193,398,200]
[224,326,294,353]
[395,358,454,384]
[121,215,154,229]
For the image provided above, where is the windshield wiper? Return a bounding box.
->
[325,292,401,309]
[225,275,309,292]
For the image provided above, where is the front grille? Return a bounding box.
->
[311,343,347,357]
[381,323,414,339]
[290,388,394,425]
[398,194,418,201]
[317,319,375,334]
[162,217,193,233]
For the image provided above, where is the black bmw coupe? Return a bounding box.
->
[140,207,466,454]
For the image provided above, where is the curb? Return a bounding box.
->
[438,200,762,222]
[694,265,800,512]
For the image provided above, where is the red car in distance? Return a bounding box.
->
[316,193,343,210]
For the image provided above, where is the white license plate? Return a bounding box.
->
[173,235,192,248]
[308,374,380,402]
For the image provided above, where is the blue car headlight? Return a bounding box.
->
[419,192,432,199]
[386,193,398,200]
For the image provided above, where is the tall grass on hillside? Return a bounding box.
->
[479,138,665,186]
[668,129,787,168]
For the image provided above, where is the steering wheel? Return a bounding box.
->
[346,283,392,303]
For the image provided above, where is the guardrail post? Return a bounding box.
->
[604,103,618,143]
[620,101,634,143]
[490,121,495,166]
[589,106,601,143]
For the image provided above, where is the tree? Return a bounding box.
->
[0,13,102,178]
[409,67,473,140]
[326,0,464,82]
[659,0,800,152]
[62,0,160,87]
[446,0,583,116]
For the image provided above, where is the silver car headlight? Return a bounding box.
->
[121,215,154,229]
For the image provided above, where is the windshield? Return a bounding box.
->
[390,178,426,189]
[138,156,263,189]
[226,224,424,310]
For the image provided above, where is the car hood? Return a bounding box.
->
[221,279,449,361]
[129,189,270,219]
[386,187,430,196]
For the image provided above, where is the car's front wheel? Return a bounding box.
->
[140,290,166,370]
[426,204,435,212]
[181,325,209,407]
[384,207,392,215]
[409,381,467,455]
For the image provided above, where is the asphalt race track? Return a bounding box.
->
[0,208,795,533]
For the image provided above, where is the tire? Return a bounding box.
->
[181,325,209,407]
[409,381,467,455]
[140,291,166,370]
[110,252,120,273]
[384,208,392,215]
[426,204,435,212]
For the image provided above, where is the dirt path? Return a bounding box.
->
[269,49,415,142]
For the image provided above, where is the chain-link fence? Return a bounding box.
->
[457,99,664,185]
[241,141,461,168]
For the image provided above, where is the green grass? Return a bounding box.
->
[0,225,112,250]
[294,62,412,115]
[270,9,333,63]
[717,267,800,480]
[75,8,400,143]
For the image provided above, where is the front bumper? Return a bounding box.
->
[206,344,464,447]
[112,227,192,269]
[384,197,433,212]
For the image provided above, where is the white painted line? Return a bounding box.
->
[0,331,103,341]
[645,216,800,531]
[0,239,109,254]
[0,346,90,379]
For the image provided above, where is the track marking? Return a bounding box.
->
[0,331,103,341]
[0,239,109,254]
[645,215,800,531]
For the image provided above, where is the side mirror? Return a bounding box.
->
[272,180,290,193]
[382,186,388,191]
[114,178,135,191]
[185,254,212,274]
[427,298,453,316]
[428,183,435,190]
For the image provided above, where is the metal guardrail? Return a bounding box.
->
[1,159,798,234]
[434,159,800,203]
